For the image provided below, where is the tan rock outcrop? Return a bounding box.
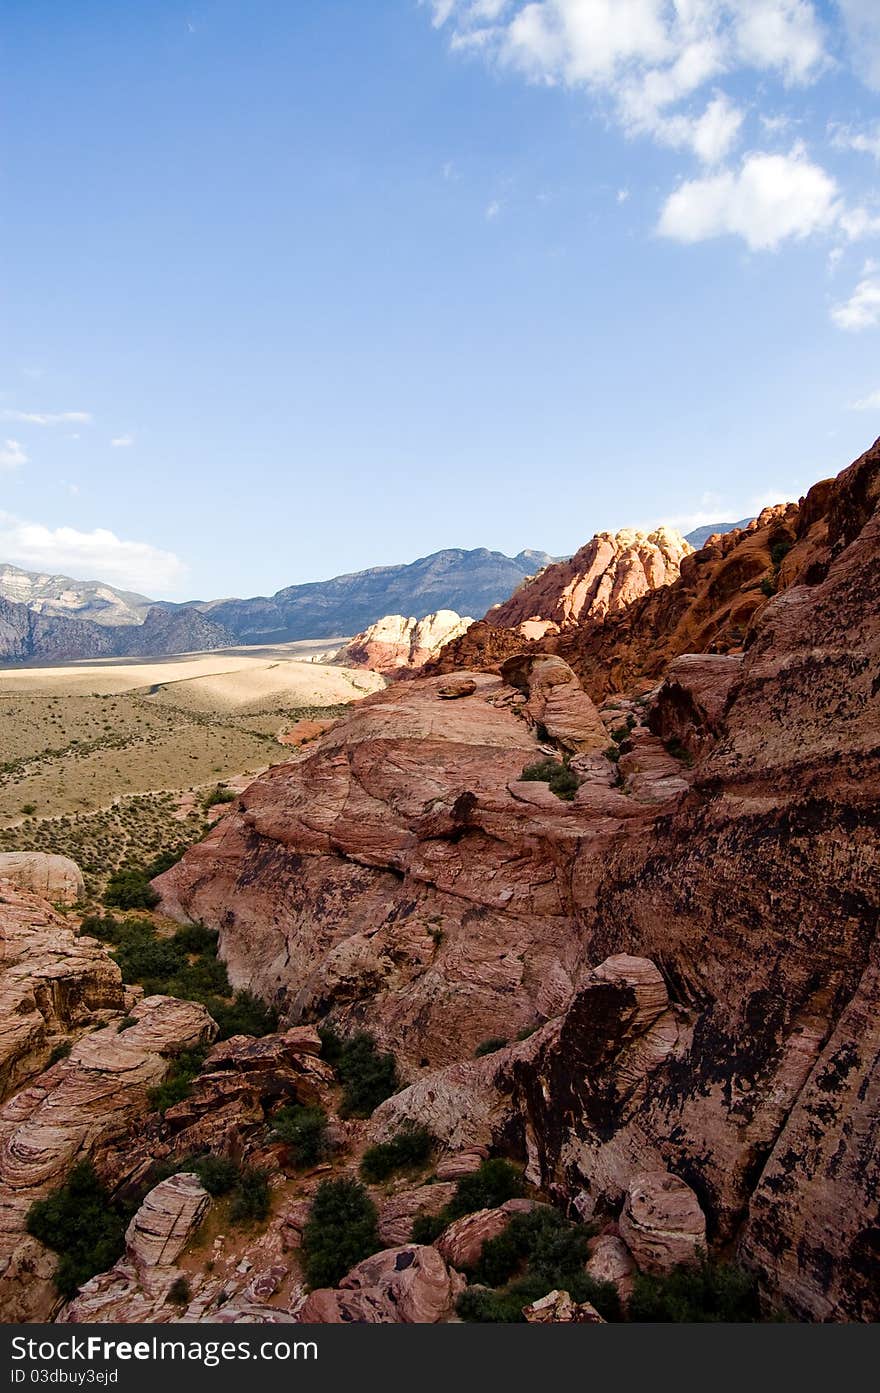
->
[332,611,473,673]
[294,1244,464,1323]
[0,880,126,1101]
[585,1232,636,1307]
[435,1203,521,1270]
[500,653,608,753]
[377,1183,458,1247]
[58,1174,211,1322]
[618,1171,707,1275]
[0,853,85,906]
[0,995,217,1321]
[522,1289,605,1322]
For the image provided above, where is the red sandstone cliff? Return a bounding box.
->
[154,437,880,1321]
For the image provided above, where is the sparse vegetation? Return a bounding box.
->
[104,867,160,910]
[360,1124,434,1182]
[410,1158,525,1244]
[229,1166,271,1223]
[47,1040,72,1065]
[319,1027,399,1117]
[147,1046,209,1114]
[26,1161,128,1297]
[474,1037,508,1057]
[272,1105,329,1168]
[628,1257,761,1322]
[301,1178,380,1290]
[519,758,580,800]
[202,784,236,810]
[167,1276,191,1306]
[457,1207,619,1323]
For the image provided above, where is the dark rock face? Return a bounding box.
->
[197,548,555,643]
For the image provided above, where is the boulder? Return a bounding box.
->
[436,1200,532,1270]
[585,1232,636,1308]
[437,676,477,699]
[295,1244,464,1323]
[0,853,84,905]
[619,1171,706,1276]
[377,1182,457,1247]
[500,653,607,753]
[522,1289,605,1323]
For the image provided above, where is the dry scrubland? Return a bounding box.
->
[0,644,383,895]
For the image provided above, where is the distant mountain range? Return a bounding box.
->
[684,518,754,549]
[0,526,752,664]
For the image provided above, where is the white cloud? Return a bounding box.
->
[849,387,880,409]
[430,2,828,167]
[831,120,880,161]
[0,409,92,426]
[0,512,186,593]
[658,147,840,250]
[832,268,880,329]
[0,440,28,471]
[485,199,501,219]
[110,433,135,448]
[617,187,630,202]
[837,0,880,91]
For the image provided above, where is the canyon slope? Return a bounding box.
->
[155,438,880,1321]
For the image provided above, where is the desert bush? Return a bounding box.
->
[410,1158,525,1245]
[209,990,278,1039]
[147,1047,208,1114]
[272,1105,329,1168]
[167,1276,191,1306]
[47,1040,72,1065]
[104,868,159,910]
[229,1166,270,1223]
[360,1124,433,1182]
[628,1257,760,1322]
[26,1162,127,1297]
[188,1154,240,1196]
[172,922,219,955]
[474,1037,507,1057]
[319,1030,398,1117]
[301,1178,380,1290]
[203,785,236,810]
[519,759,579,800]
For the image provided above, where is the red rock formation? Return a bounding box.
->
[490,527,692,636]
[152,438,879,1322]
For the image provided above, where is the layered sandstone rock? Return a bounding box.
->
[618,1172,707,1275]
[332,610,473,673]
[500,653,608,753]
[0,995,217,1321]
[377,1183,458,1247]
[0,880,126,1101]
[58,1174,211,1322]
[294,1244,465,1323]
[490,528,692,637]
[0,854,85,905]
[157,438,879,1322]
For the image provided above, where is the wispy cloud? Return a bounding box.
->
[849,387,880,410]
[0,511,186,593]
[485,199,501,220]
[832,262,880,330]
[110,433,135,448]
[0,440,28,471]
[0,409,92,426]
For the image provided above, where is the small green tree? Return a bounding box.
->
[301,1178,380,1289]
[272,1105,329,1168]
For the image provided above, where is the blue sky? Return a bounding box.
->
[1,0,879,600]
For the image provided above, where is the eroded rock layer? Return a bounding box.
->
[156,439,880,1321]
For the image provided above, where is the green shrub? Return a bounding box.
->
[301,1178,380,1289]
[144,846,188,879]
[447,1159,524,1220]
[457,1207,619,1322]
[26,1162,127,1297]
[188,1154,240,1196]
[519,759,579,801]
[410,1212,447,1244]
[172,923,220,955]
[47,1040,72,1065]
[20,803,37,816]
[116,1016,138,1032]
[611,724,630,744]
[474,1037,507,1057]
[167,1276,191,1306]
[520,758,560,783]
[760,576,776,597]
[209,991,278,1040]
[769,539,792,568]
[321,1030,398,1118]
[147,1047,208,1115]
[360,1124,434,1182]
[229,1166,270,1224]
[628,1258,760,1322]
[203,785,236,810]
[272,1105,329,1168]
[104,869,159,910]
